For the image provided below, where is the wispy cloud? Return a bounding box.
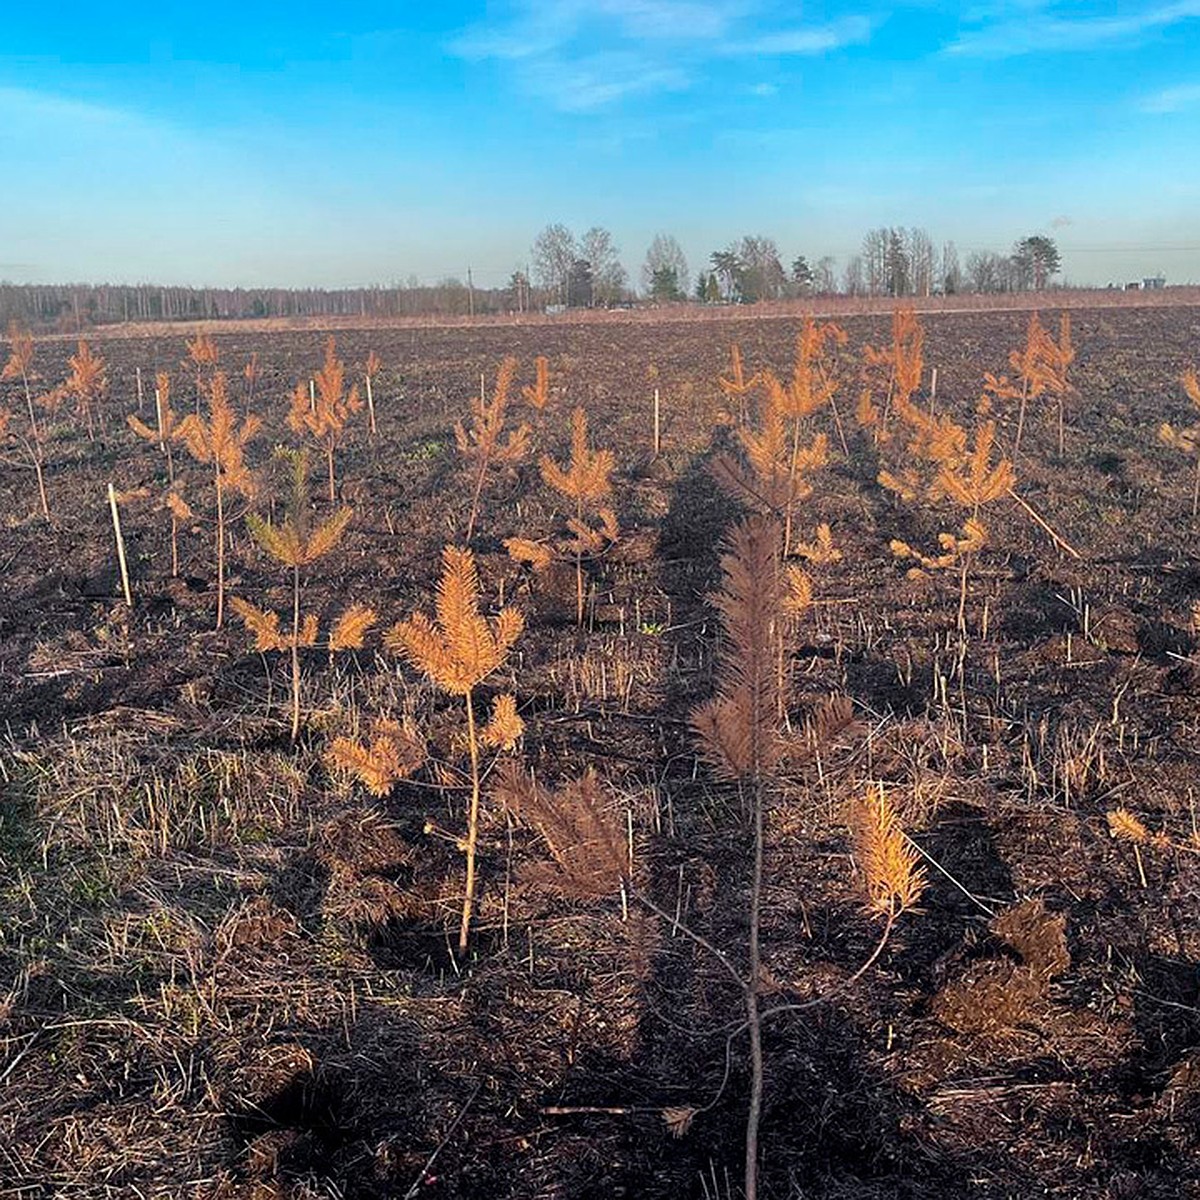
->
[946,1,1200,57]
[523,53,692,112]
[0,85,142,131]
[1140,81,1200,113]
[728,16,873,56]
[449,1,872,110]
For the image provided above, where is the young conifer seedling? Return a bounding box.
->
[760,317,847,542]
[231,448,365,740]
[456,355,531,541]
[363,350,382,438]
[288,336,363,502]
[243,352,261,410]
[327,718,427,798]
[860,307,925,441]
[386,545,524,955]
[129,371,186,575]
[710,378,829,556]
[174,371,261,627]
[889,419,1016,632]
[718,343,760,424]
[530,406,618,625]
[982,312,1074,457]
[184,332,220,416]
[1,323,50,519]
[64,339,107,441]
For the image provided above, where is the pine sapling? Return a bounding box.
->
[65,339,107,441]
[710,380,829,553]
[385,545,524,955]
[536,406,617,624]
[184,332,220,416]
[1,323,49,519]
[328,718,427,796]
[129,371,185,574]
[457,355,530,541]
[233,451,365,740]
[762,317,847,544]
[889,420,1016,632]
[861,307,925,442]
[718,343,760,424]
[174,371,261,627]
[244,353,260,410]
[364,350,382,438]
[288,336,363,502]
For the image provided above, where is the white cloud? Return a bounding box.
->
[1140,81,1200,113]
[524,53,692,112]
[729,16,873,55]
[946,0,1200,57]
[448,1,872,111]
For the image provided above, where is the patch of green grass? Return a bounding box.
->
[0,761,39,872]
[402,438,446,462]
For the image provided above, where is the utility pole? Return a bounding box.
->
[467,267,475,318]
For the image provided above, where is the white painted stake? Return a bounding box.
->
[154,388,165,451]
[108,482,133,607]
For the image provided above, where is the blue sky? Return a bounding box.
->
[1,1,1198,288]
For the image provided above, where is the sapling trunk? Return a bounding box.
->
[827,389,850,457]
[290,562,302,740]
[744,770,765,1200]
[1014,378,1030,458]
[575,495,585,626]
[19,367,49,520]
[215,469,226,628]
[459,689,483,955]
[785,418,803,555]
[466,447,492,543]
[957,554,971,636]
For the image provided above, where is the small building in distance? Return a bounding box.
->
[1143,275,1167,290]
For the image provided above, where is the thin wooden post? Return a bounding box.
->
[365,373,377,437]
[154,388,165,451]
[136,366,144,414]
[108,482,133,606]
[653,387,661,457]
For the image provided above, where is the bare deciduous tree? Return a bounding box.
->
[531,223,577,306]
[642,233,690,298]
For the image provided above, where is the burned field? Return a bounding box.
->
[2,303,1200,1198]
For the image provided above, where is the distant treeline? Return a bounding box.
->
[0,280,517,331]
